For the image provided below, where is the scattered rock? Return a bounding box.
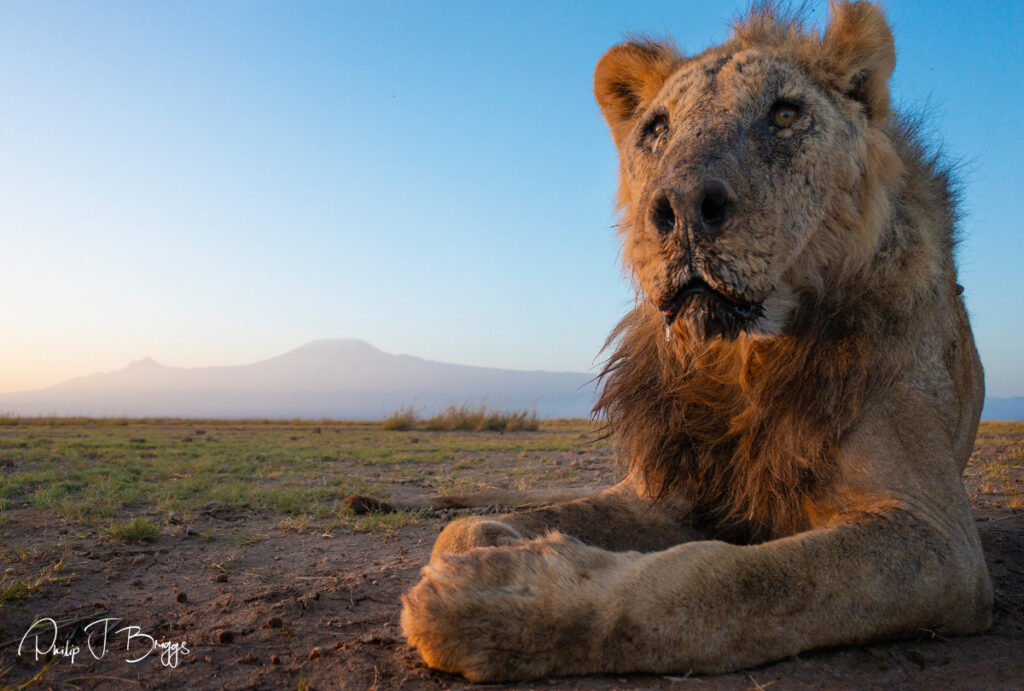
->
[308,646,322,660]
[216,630,234,644]
[270,655,281,665]
[215,573,228,583]
[176,591,188,603]
[266,616,283,629]
[167,511,182,524]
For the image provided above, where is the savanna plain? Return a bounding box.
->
[1,416,1021,690]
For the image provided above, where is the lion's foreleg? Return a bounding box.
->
[431,481,700,557]
[403,508,991,682]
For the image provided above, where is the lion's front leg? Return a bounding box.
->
[402,507,992,682]
[431,480,701,558]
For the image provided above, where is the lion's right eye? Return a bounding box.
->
[641,113,670,153]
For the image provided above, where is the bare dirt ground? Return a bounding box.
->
[1,424,1022,690]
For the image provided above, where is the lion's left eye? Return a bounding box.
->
[770,102,799,128]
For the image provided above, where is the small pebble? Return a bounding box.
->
[215,573,228,583]
[176,591,188,603]
[308,646,322,660]
[270,655,281,665]
[216,630,234,644]
[266,616,283,629]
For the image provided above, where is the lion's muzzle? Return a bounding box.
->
[649,178,736,242]
[660,277,764,341]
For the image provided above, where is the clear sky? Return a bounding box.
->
[1,1,1021,396]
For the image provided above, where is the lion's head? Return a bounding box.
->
[594,3,902,342]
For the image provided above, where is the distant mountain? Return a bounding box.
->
[2,340,1017,422]
[982,397,1024,422]
[0,340,598,419]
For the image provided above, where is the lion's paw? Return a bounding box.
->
[402,533,620,682]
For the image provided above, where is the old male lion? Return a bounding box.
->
[399,2,991,681]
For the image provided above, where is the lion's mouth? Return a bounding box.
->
[659,278,764,341]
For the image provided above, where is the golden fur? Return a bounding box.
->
[399,2,991,681]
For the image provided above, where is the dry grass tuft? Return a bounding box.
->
[382,403,540,432]
[423,404,538,432]
[382,404,418,431]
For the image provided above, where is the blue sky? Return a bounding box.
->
[0,1,1021,396]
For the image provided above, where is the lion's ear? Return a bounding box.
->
[594,40,682,148]
[821,1,896,123]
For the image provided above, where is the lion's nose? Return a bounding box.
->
[649,179,736,239]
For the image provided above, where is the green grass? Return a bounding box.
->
[326,508,423,534]
[0,417,599,533]
[108,516,161,543]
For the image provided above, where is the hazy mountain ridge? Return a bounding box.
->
[2,339,1019,420]
[0,340,598,419]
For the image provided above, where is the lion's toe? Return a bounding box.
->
[431,517,523,557]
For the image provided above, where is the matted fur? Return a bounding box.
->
[398,2,990,682]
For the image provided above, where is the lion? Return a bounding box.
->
[394,2,992,682]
